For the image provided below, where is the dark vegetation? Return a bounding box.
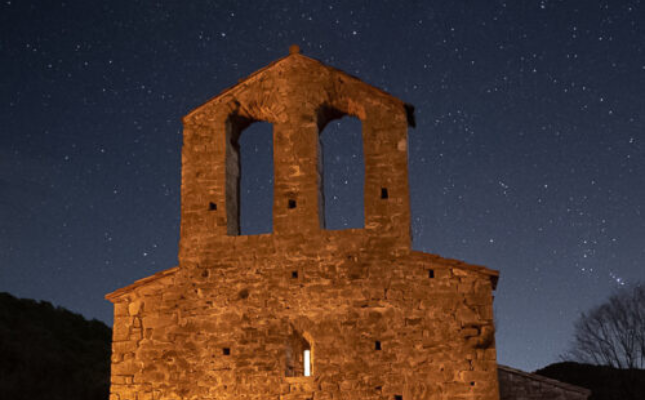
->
[536,361,645,400]
[0,292,111,400]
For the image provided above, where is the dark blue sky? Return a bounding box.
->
[1,0,644,372]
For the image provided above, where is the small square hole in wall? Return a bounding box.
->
[288,199,297,209]
[209,202,217,211]
[394,395,403,400]
[375,341,382,350]
[428,269,435,278]
[291,271,298,279]
[381,188,389,199]
[222,348,230,356]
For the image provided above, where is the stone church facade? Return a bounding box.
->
[106,46,501,400]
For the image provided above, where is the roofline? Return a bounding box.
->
[105,251,499,301]
[183,53,294,122]
[410,250,499,289]
[498,364,592,395]
[105,266,179,302]
[182,51,414,126]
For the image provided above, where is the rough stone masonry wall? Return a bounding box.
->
[178,52,413,257]
[107,50,500,400]
[109,250,498,400]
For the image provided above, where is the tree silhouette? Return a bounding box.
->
[562,283,644,400]
[565,283,644,370]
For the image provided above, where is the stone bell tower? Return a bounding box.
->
[106,46,501,400]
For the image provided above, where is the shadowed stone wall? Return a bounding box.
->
[107,47,501,400]
[498,365,591,400]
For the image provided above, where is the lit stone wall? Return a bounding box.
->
[107,48,501,400]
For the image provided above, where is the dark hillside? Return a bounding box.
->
[0,292,111,400]
[536,361,645,400]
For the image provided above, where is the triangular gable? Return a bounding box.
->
[183,46,415,127]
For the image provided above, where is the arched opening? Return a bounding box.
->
[285,330,313,377]
[225,116,274,235]
[317,108,365,230]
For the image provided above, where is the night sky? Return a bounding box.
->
[1,1,644,372]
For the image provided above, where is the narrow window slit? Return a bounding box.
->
[395,395,403,400]
[375,341,382,350]
[209,202,217,211]
[288,199,297,209]
[303,349,311,377]
[291,271,298,279]
[286,330,312,377]
[381,188,389,199]
[428,269,435,278]
[222,348,230,356]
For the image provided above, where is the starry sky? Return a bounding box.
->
[1,1,644,372]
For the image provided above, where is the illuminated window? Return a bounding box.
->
[303,349,311,377]
[286,330,313,377]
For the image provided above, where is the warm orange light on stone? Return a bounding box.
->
[106,47,501,400]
